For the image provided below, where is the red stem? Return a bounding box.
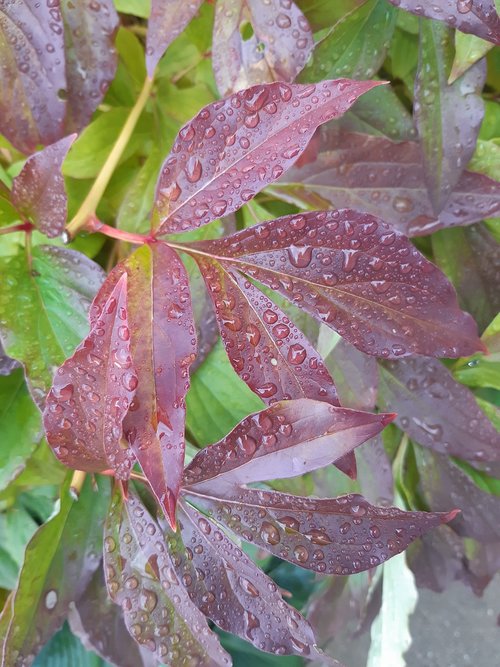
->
[86,216,153,245]
[0,221,34,235]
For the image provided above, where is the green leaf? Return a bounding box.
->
[113,0,150,18]
[1,476,110,666]
[0,505,38,589]
[478,100,500,141]
[33,623,111,667]
[116,147,162,235]
[454,313,500,390]
[449,32,493,84]
[469,139,500,181]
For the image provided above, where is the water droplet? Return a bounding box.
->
[239,577,260,597]
[198,517,212,534]
[104,536,116,552]
[44,589,58,610]
[287,344,306,365]
[456,0,472,12]
[140,589,158,613]
[293,545,309,563]
[246,324,261,346]
[256,383,278,398]
[288,245,313,268]
[260,521,280,545]
[236,434,257,456]
[185,156,202,183]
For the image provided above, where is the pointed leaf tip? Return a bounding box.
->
[442,508,461,524]
[164,488,178,531]
[381,412,397,426]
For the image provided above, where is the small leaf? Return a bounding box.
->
[454,312,500,390]
[213,0,313,96]
[386,0,500,45]
[11,135,76,238]
[43,273,137,477]
[181,209,483,358]
[184,398,393,489]
[414,19,485,213]
[145,0,204,77]
[449,32,494,83]
[153,79,382,235]
[103,488,231,666]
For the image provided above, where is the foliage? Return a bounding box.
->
[0,1,499,666]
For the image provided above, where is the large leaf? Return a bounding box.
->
[0,476,109,666]
[178,209,483,358]
[11,136,75,238]
[378,357,500,474]
[183,398,393,489]
[43,274,137,477]
[153,79,381,235]
[103,488,231,666]
[414,19,485,213]
[386,0,500,45]
[270,130,500,237]
[0,246,105,406]
[212,0,314,96]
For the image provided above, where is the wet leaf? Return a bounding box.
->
[213,0,313,96]
[414,19,485,213]
[181,209,483,358]
[184,398,393,489]
[11,136,76,238]
[453,312,500,390]
[0,246,105,407]
[270,130,500,236]
[153,79,382,235]
[103,488,231,666]
[0,476,109,666]
[449,32,494,83]
[145,0,204,77]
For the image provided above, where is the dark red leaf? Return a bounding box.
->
[183,398,393,489]
[104,488,231,666]
[325,337,378,412]
[43,273,137,477]
[270,130,500,236]
[146,0,204,78]
[386,0,500,45]
[212,0,314,96]
[153,79,382,235]
[407,526,466,593]
[184,486,457,574]
[378,357,500,475]
[179,209,483,358]
[11,135,76,238]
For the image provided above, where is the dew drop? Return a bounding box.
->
[260,521,281,545]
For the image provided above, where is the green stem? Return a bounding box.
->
[64,76,154,240]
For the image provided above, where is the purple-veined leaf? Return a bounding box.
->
[269,130,500,237]
[0,0,66,153]
[43,273,137,477]
[11,135,76,238]
[378,357,500,475]
[145,0,204,78]
[414,19,485,213]
[212,0,314,96]
[60,0,119,132]
[183,398,393,490]
[167,502,338,663]
[103,488,231,666]
[187,256,219,373]
[184,486,457,575]
[179,209,484,358]
[1,476,109,667]
[153,79,382,235]
[386,0,500,45]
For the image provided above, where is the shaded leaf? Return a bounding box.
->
[153,79,381,235]
[32,623,110,667]
[414,19,485,213]
[325,338,378,412]
[103,488,231,666]
[0,339,20,376]
[0,246,105,407]
[180,209,483,358]
[11,135,76,238]
[145,0,203,78]
[449,31,494,83]
[0,476,109,666]
[407,525,466,593]
[184,398,393,489]
[386,0,500,45]
[185,486,456,575]
[270,130,500,236]
[378,357,500,475]
[213,0,313,96]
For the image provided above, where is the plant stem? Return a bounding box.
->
[69,470,87,500]
[64,75,154,240]
[86,216,151,245]
[0,221,33,235]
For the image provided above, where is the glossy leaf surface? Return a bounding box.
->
[182,209,483,358]
[153,79,381,235]
[11,136,75,238]
[212,0,313,96]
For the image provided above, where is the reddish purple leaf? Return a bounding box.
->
[153,79,382,235]
[325,338,378,412]
[386,0,500,45]
[407,526,466,593]
[171,503,337,663]
[43,273,137,477]
[184,486,457,574]
[146,0,203,78]
[104,489,231,666]
[270,130,500,237]
[179,209,483,358]
[212,0,314,96]
[378,357,500,475]
[183,398,393,489]
[11,136,76,238]
[0,1,66,153]
[414,20,485,213]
